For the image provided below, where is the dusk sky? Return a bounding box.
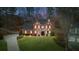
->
[15,7,57,19]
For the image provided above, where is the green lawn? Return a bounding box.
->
[0,40,7,51]
[18,36,64,51]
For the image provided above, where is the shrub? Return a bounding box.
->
[0,35,3,40]
[17,35,24,40]
[54,33,66,48]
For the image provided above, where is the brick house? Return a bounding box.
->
[22,19,54,36]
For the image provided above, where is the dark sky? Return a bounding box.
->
[15,7,57,19]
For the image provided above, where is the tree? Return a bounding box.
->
[0,7,16,16]
[56,7,79,50]
[47,7,54,18]
[0,7,24,31]
[27,7,34,16]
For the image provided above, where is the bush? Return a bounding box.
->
[17,35,24,40]
[0,35,3,40]
[51,32,55,36]
[54,33,66,48]
[0,40,7,51]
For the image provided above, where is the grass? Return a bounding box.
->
[0,40,7,51]
[18,36,64,51]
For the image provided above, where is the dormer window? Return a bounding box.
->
[48,19,50,22]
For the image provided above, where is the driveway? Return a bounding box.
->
[4,34,19,51]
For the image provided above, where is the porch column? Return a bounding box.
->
[36,32,39,36]
[48,31,51,36]
[45,31,47,36]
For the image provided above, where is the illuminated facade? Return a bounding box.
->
[24,19,54,36]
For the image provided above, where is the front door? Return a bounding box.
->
[41,31,45,36]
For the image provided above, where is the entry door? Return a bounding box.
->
[41,31,45,36]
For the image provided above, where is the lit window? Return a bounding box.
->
[38,25,40,28]
[34,25,36,29]
[34,31,37,34]
[49,26,51,29]
[25,30,27,34]
[41,26,44,29]
[46,25,47,29]
[30,31,32,34]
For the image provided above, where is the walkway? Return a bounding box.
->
[0,28,19,51]
[4,34,19,51]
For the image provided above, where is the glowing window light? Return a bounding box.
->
[49,25,51,29]
[34,31,37,34]
[25,30,27,34]
[30,31,32,34]
[46,25,47,29]
[34,25,36,29]
[41,26,44,29]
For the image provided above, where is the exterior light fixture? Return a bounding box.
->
[25,30,27,34]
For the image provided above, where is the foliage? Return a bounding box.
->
[27,7,34,16]
[68,42,79,51]
[0,40,7,51]
[0,7,16,16]
[54,36,65,48]
[47,7,55,18]
[57,7,79,50]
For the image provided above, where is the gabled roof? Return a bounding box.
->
[21,18,53,30]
